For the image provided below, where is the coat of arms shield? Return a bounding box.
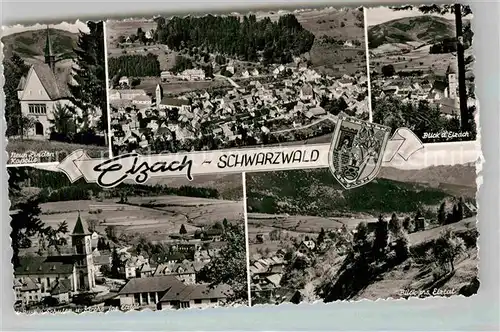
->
[328,113,391,189]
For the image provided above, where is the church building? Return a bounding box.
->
[155,84,192,113]
[16,27,80,139]
[13,214,96,306]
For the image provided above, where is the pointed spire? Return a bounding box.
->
[44,25,56,72]
[44,25,54,58]
[72,211,88,235]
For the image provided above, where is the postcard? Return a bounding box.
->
[3,3,480,314]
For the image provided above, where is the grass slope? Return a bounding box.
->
[368,15,455,49]
[2,28,77,61]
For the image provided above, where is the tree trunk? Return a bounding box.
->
[454,4,469,132]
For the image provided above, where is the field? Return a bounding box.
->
[370,45,457,75]
[106,19,157,43]
[7,139,109,164]
[36,195,244,242]
[106,8,367,77]
[107,44,175,72]
[134,77,231,95]
[295,7,367,75]
[409,216,476,245]
[247,212,374,256]
[106,19,175,72]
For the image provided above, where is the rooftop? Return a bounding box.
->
[118,275,185,295]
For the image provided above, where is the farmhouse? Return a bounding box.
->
[16,27,83,139]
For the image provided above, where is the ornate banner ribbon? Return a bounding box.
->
[57,127,423,188]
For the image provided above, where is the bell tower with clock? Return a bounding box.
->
[71,212,96,291]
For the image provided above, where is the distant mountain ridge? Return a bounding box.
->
[368,15,455,49]
[2,28,77,61]
[378,163,476,189]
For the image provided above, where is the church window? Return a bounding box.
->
[28,104,47,114]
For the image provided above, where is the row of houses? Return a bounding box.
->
[110,65,369,152]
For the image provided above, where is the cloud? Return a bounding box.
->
[1,20,89,37]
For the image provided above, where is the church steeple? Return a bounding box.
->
[72,212,90,236]
[44,26,56,73]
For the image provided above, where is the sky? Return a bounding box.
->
[366,6,468,27]
[1,20,89,37]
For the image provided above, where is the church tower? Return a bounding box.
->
[446,63,458,100]
[155,83,163,108]
[71,213,95,292]
[44,26,56,73]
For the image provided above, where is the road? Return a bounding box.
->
[270,114,338,135]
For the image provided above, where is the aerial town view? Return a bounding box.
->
[2,21,110,165]
[245,151,479,304]
[9,167,248,312]
[105,7,370,156]
[367,5,476,143]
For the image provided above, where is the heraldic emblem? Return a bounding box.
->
[328,113,391,189]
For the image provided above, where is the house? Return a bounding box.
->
[110,89,147,101]
[119,76,130,86]
[415,217,426,232]
[153,261,203,284]
[178,69,205,81]
[145,29,154,40]
[117,275,186,308]
[16,27,84,139]
[49,279,72,304]
[203,228,223,242]
[132,94,152,106]
[161,71,175,81]
[297,239,316,255]
[305,106,326,119]
[158,283,231,310]
[438,98,460,118]
[123,255,150,279]
[117,276,230,310]
[93,253,112,276]
[299,84,314,101]
[13,214,97,305]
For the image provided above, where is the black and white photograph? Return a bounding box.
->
[367,4,477,143]
[2,21,110,165]
[105,7,370,156]
[8,166,248,313]
[246,143,479,305]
